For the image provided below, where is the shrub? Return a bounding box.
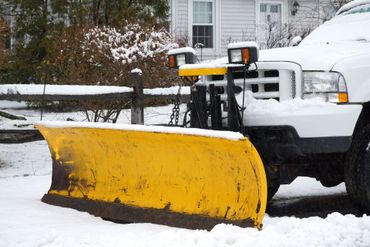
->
[48,22,180,122]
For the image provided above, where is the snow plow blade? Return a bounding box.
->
[36,122,267,230]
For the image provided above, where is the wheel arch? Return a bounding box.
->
[352,101,370,137]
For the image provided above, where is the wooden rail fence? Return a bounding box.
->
[0,71,191,143]
[0,72,190,123]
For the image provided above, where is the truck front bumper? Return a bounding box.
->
[243,103,362,156]
[244,103,362,138]
[246,125,352,156]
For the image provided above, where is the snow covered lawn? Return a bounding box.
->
[0,103,186,130]
[0,143,369,247]
[1,143,369,247]
[1,104,370,246]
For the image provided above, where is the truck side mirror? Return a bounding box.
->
[291,36,302,46]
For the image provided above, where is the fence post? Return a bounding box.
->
[131,70,144,124]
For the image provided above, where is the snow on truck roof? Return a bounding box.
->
[336,0,370,15]
[300,10,370,45]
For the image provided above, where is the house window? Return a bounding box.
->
[257,1,283,49]
[270,4,281,13]
[192,1,214,48]
[260,4,267,13]
[259,3,282,24]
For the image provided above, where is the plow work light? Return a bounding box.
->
[167,47,198,69]
[227,42,259,65]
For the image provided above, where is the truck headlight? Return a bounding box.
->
[303,72,348,103]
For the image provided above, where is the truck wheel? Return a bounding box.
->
[264,164,280,201]
[345,124,370,212]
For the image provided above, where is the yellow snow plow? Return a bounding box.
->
[37,122,267,230]
[37,43,269,230]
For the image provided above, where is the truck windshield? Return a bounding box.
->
[339,3,370,15]
[299,11,370,45]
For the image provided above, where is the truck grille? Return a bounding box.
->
[240,62,301,101]
[206,62,302,102]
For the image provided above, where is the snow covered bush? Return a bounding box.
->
[258,22,312,49]
[81,22,179,88]
[52,22,179,88]
[0,51,8,81]
[83,24,177,66]
[49,22,180,122]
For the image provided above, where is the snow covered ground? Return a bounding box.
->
[1,103,370,246]
[0,101,185,130]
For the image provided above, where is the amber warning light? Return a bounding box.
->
[168,55,176,69]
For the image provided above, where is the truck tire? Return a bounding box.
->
[265,164,280,201]
[345,124,370,212]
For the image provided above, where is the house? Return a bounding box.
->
[168,0,336,59]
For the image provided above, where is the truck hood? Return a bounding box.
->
[258,42,370,71]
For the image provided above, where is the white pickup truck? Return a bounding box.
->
[232,0,370,208]
[172,0,370,210]
[256,0,370,206]
[238,0,370,199]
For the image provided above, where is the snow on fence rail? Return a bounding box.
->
[0,71,190,103]
[0,84,133,101]
[1,72,190,127]
[0,84,190,102]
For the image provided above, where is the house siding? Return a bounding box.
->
[171,0,189,43]
[289,0,335,36]
[219,0,256,58]
[169,0,335,59]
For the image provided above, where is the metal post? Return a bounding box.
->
[209,84,222,130]
[190,88,198,128]
[40,62,49,121]
[190,86,207,129]
[227,67,242,132]
[131,71,144,124]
